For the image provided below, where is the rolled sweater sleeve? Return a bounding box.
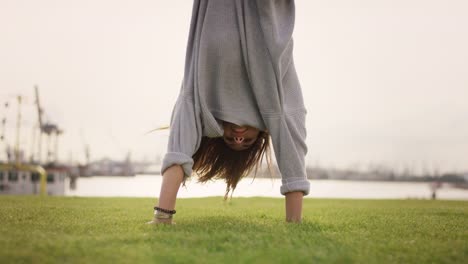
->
[160,0,206,179]
[234,0,310,195]
[161,94,201,179]
[265,111,310,195]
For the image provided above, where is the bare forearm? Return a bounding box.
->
[154,165,184,223]
[285,191,304,222]
[158,165,184,209]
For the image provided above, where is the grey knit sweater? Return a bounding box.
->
[161,0,310,195]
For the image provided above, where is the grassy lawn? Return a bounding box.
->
[0,196,467,263]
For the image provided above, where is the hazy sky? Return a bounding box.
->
[1,0,467,173]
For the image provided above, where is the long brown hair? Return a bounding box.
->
[192,131,272,199]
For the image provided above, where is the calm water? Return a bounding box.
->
[65,175,468,200]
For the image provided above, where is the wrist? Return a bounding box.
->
[147,209,175,225]
[154,210,173,220]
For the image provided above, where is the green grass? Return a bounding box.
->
[0,196,467,263]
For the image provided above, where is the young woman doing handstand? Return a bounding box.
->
[150,0,309,224]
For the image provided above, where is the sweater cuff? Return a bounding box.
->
[161,152,194,179]
[280,177,310,196]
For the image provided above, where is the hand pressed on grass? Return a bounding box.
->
[146,218,175,225]
[146,210,176,225]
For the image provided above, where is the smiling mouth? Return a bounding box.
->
[233,127,247,132]
[232,127,248,136]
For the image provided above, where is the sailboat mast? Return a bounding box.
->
[14,95,22,165]
[34,85,43,163]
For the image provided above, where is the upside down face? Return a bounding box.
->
[222,121,260,151]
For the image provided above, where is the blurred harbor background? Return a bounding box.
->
[66,176,468,200]
[1,0,467,199]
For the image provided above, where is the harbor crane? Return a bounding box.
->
[34,85,63,164]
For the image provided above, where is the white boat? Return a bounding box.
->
[0,162,68,195]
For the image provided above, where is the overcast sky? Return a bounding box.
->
[1,0,467,173]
